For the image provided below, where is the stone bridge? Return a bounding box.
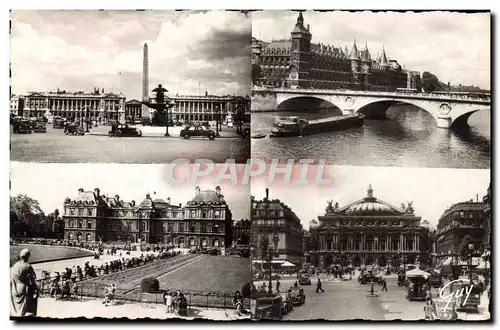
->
[257,87,491,129]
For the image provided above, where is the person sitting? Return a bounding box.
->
[61,281,71,299]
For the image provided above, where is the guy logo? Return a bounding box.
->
[439,279,474,313]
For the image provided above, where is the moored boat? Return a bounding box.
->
[270,113,365,137]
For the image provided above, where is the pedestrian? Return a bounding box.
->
[10,249,38,317]
[381,278,388,291]
[276,279,280,293]
[165,290,173,314]
[316,278,324,293]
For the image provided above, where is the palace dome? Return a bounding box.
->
[340,185,405,216]
[346,200,399,215]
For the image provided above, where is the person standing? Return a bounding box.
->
[10,248,38,317]
[316,278,324,293]
[381,277,388,291]
[276,279,281,293]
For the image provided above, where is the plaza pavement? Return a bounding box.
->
[10,125,250,163]
[255,274,490,321]
[35,297,250,320]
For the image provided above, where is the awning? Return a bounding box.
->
[252,260,283,264]
[406,268,431,279]
[442,257,453,266]
[281,261,296,267]
[476,259,491,269]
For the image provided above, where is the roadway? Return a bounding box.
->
[10,125,250,163]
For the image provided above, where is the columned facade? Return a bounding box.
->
[170,94,250,123]
[22,89,126,122]
[309,185,428,268]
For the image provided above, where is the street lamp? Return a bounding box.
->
[468,243,474,282]
[267,232,279,294]
[215,105,220,137]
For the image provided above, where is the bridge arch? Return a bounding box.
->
[276,96,343,116]
[451,109,481,130]
[354,99,437,124]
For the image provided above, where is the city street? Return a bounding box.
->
[10,125,250,163]
[255,275,425,320]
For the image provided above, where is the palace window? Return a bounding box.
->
[87,221,92,229]
[201,224,207,233]
[168,224,173,233]
[213,224,219,233]
[191,211,196,218]
[190,225,195,233]
[179,223,185,232]
[202,210,208,218]
[78,221,83,229]
[172,212,178,218]
[214,210,220,218]
[70,209,75,215]
[88,209,93,216]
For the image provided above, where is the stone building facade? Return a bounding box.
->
[63,186,233,248]
[251,189,304,265]
[21,88,126,122]
[436,200,487,264]
[308,185,431,267]
[253,12,418,92]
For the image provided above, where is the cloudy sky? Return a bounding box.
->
[253,11,490,89]
[10,163,250,220]
[252,166,490,229]
[10,10,251,100]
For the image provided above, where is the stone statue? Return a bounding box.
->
[326,200,334,212]
[367,184,373,197]
[401,203,406,211]
[335,202,339,210]
[406,201,414,213]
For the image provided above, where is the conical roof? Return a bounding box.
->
[349,40,360,60]
[381,47,388,65]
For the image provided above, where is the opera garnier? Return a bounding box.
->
[308,185,433,268]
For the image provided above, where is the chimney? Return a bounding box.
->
[94,188,100,198]
[215,186,221,195]
[179,203,182,207]
[78,188,84,193]
[265,188,269,200]
[195,186,201,196]
[131,200,135,206]
[167,197,171,204]
[146,193,150,199]
[115,194,119,202]
[205,90,208,97]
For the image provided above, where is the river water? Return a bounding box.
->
[251,105,490,168]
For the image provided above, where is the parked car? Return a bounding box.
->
[65,123,85,136]
[289,287,306,306]
[279,292,294,314]
[13,119,33,134]
[180,125,216,140]
[34,119,47,133]
[429,274,443,288]
[53,116,65,129]
[108,124,142,137]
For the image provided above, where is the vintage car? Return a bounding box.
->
[251,294,282,320]
[180,125,216,140]
[65,123,85,136]
[279,292,293,314]
[34,119,47,133]
[298,274,312,285]
[289,287,306,306]
[53,116,65,129]
[429,274,443,288]
[358,273,383,284]
[108,124,142,137]
[13,119,33,134]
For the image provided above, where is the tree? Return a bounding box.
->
[421,71,444,93]
[459,235,473,262]
[10,194,44,227]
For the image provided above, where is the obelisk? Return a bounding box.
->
[141,43,150,118]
